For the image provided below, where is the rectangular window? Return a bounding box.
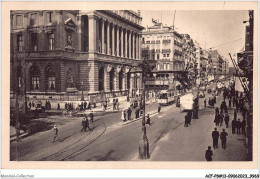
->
[46,12,53,23]
[17,34,23,52]
[157,54,159,60]
[31,33,38,52]
[31,77,40,90]
[30,13,37,26]
[48,77,55,90]
[163,54,166,57]
[48,33,54,50]
[16,15,23,26]
[167,54,169,57]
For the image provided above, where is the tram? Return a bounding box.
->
[158,89,175,105]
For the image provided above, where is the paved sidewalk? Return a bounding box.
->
[148,94,247,161]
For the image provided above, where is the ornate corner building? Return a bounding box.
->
[11,10,144,98]
[141,21,189,91]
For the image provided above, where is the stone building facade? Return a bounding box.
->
[11,10,143,97]
[141,20,185,90]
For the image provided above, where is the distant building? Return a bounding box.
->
[141,20,187,90]
[11,10,143,99]
[208,50,224,78]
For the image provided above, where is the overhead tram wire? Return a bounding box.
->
[208,37,245,50]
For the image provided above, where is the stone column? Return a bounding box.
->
[124,30,127,58]
[121,28,124,57]
[129,31,132,58]
[111,24,115,56]
[101,20,105,54]
[88,15,97,58]
[116,26,120,57]
[138,34,141,60]
[134,33,136,59]
[77,15,82,52]
[107,22,110,55]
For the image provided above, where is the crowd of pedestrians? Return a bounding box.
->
[206,85,248,161]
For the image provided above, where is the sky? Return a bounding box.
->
[140,10,249,67]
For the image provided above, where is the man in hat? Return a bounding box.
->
[52,125,61,142]
[81,117,86,132]
[205,146,213,161]
[212,128,219,149]
[220,128,228,149]
[84,117,92,131]
[224,113,230,128]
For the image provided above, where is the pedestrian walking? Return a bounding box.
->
[49,101,52,110]
[116,101,119,110]
[127,107,132,120]
[85,117,92,131]
[204,99,207,107]
[188,111,192,125]
[135,107,140,119]
[57,103,60,111]
[184,114,189,127]
[236,118,242,134]
[29,101,32,110]
[205,146,213,161]
[121,110,125,122]
[45,100,48,111]
[224,113,229,128]
[89,111,94,126]
[52,125,62,143]
[214,113,220,126]
[81,117,86,132]
[158,104,161,113]
[215,107,219,116]
[241,119,246,135]
[146,114,151,126]
[212,128,220,149]
[84,101,87,110]
[220,129,228,149]
[113,98,116,110]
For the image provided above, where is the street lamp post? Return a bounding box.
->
[138,72,149,159]
[81,81,84,101]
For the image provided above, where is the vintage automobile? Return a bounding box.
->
[180,93,195,112]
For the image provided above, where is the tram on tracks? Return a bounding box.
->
[158,89,175,105]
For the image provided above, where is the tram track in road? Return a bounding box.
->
[41,130,93,161]
[60,122,107,161]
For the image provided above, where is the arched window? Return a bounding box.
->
[46,65,55,90]
[30,65,40,90]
